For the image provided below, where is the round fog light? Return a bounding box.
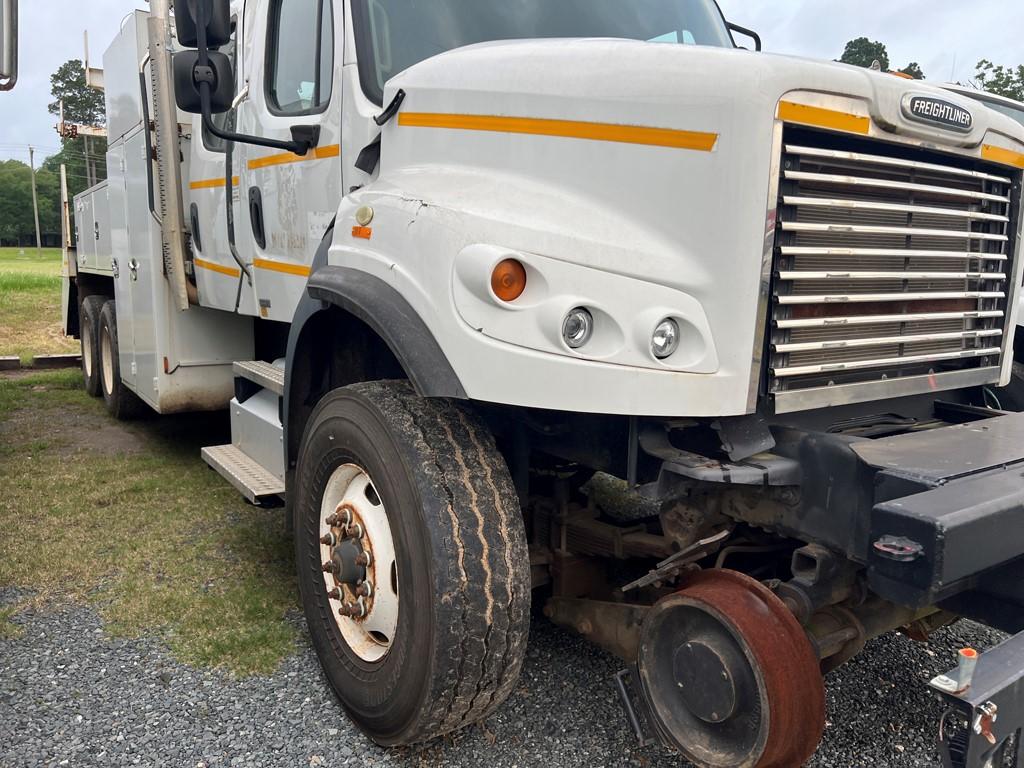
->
[562,308,594,349]
[652,318,680,359]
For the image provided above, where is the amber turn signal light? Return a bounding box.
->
[491,259,527,302]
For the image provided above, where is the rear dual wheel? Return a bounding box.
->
[98,301,146,420]
[294,381,531,745]
[79,295,106,397]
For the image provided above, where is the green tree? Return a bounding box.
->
[0,161,37,243]
[975,60,1024,101]
[838,39,925,79]
[899,62,925,80]
[839,37,889,71]
[47,59,105,125]
[44,58,108,201]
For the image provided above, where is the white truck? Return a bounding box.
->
[60,1,1024,766]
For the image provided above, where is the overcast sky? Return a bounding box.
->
[1,0,1022,165]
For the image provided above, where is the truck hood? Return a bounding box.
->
[388,38,1024,150]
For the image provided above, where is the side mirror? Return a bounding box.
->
[726,22,762,52]
[173,50,234,113]
[173,0,231,48]
[0,0,17,91]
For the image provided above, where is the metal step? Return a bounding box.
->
[233,360,284,396]
[201,444,285,504]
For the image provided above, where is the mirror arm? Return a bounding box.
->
[726,22,761,52]
[199,89,316,155]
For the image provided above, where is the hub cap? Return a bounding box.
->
[320,464,398,663]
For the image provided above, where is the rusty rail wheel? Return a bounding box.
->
[636,569,826,768]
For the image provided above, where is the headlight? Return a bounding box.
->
[562,308,594,349]
[651,318,680,359]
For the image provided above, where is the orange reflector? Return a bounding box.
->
[960,648,978,659]
[163,357,169,374]
[352,226,372,239]
[491,259,527,302]
[778,100,871,135]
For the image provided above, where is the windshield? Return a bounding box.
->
[352,0,735,104]
[983,100,1024,128]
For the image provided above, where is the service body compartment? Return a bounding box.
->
[72,182,113,276]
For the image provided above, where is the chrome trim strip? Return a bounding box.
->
[780,246,1007,261]
[745,121,785,413]
[784,144,1012,184]
[778,270,1006,281]
[774,328,1002,353]
[784,170,1010,203]
[781,195,1009,223]
[772,346,1002,378]
[776,310,1004,329]
[771,367,1003,414]
[780,221,1007,242]
[778,290,1006,305]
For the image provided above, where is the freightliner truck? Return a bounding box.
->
[58,1,1024,765]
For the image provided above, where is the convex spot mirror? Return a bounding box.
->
[173,50,233,114]
[173,0,231,48]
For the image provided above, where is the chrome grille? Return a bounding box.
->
[768,129,1020,408]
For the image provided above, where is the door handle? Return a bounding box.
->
[128,258,140,282]
[248,186,266,250]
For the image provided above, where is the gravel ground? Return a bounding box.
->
[0,587,1007,768]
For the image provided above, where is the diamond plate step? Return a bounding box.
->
[233,360,284,396]
[202,444,285,504]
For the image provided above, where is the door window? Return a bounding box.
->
[266,0,334,115]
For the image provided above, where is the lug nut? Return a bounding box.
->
[334,507,353,527]
[325,514,340,527]
[327,587,341,600]
[356,581,374,599]
[355,551,372,567]
[343,523,365,540]
[338,602,366,618]
[320,533,336,546]
[322,561,339,574]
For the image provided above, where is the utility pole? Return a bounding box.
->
[28,145,42,253]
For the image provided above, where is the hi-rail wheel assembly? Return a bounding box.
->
[636,569,826,768]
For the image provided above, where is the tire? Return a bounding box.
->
[294,381,531,746]
[79,295,106,397]
[98,301,146,420]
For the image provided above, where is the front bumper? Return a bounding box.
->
[856,412,1024,624]
[932,632,1024,768]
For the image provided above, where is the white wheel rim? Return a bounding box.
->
[320,463,399,663]
[82,321,93,378]
[100,326,114,396]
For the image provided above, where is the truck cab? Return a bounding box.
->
[64,2,1024,766]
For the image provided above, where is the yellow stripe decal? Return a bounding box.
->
[190,176,239,190]
[778,101,871,135]
[194,257,241,278]
[248,143,341,170]
[397,113,719,152]
[253,258,312,277]
[982,144,1024,169]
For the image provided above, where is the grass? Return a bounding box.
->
[0,369,300,674]
[0,247,78,364]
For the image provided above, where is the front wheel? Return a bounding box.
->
[294,381,531,746]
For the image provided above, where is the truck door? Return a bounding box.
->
[234,0,342,323]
